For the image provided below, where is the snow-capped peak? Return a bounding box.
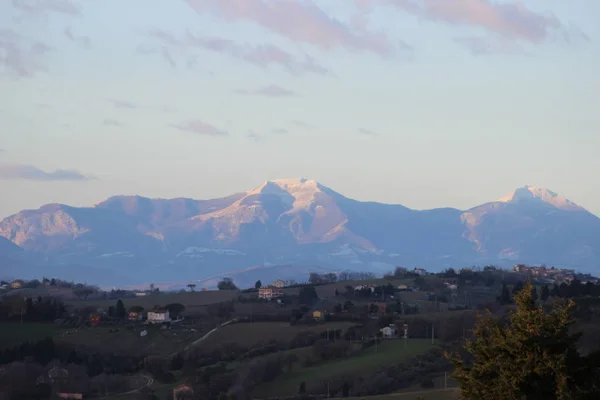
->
[247,178,322,210]
[496,185,584,211]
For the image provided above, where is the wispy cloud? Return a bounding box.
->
[234,84,298,98]
[103,118,124,127]
[358,128,380,136]
[140,29,330,76]
[0,29,53,77]
[246,131,265,143]
[454,36,525,56]
[271,128,288,134]
[362,0,575,46]
[0,163,93,181]
[183,0,396,56]
[290,120,315,129]
[64,26,91,48]
[171,120,228,137]
[107,99,137,109]
[11,0,81,17]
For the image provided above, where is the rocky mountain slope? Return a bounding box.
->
[1,179,599,285]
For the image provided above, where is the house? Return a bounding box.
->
[135,291,147,297]
[397,284,409,291]
[413,268,427,276]
[147,308,171,324]
[58,394,83,400]
[128,311,143,321]
[380,325,397,338]
[373,302,387,316]
[258,286,284,300]
[89,315,101,325]
[10,280,24,289]
[312,310,325,321]
[173,384,195,399]
[272,279,286,288]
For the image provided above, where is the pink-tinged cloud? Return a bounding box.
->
[372,0,564,44]
[171,120,228,137]
[234,84,298,97]
[184,0,395,55]
[64,26,91,48]
[11,0,81,16]
[0,163,93,181]
[142,29,329,76]
[0,29,52,77]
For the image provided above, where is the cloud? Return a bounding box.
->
[171,120,228,136]
[64,26,91,48]
[454,36,525,55]
[0,163,93,181]
[234,84,298,98]
[108,99,137,109]
[0,29,53,77]
[11,0,81,17]
[271,128,288,134]
[103,119,124,127]
[183,0,396,56]
[246,131,264,143]
[358,128,379,136]
[141,29,330,76]
[290,120,315,129]
[365,0,570,45]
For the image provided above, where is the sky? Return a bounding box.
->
[1,0,600,218]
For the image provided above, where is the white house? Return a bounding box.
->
[380,325,397,339]
[272,279,286,288]
[147,309,171,324]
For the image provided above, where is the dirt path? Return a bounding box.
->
[95,373,154,399]
[180,318,238,353]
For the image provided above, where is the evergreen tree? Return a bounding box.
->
[541,285,550,302]
[512,281,524,295]
[498,283,511,305]
[448,281,600,399]
[531,286,538,302]
[298,381,306,394]
[550,283,560,298]
[115,300,126,318]
[255,280,262,289]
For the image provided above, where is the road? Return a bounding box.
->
[95,373,154,398]
[181,317,238,353]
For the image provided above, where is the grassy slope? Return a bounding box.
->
[0,322,57,349]
[254,339,434,396]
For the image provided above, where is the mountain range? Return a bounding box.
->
[1,178,599,287]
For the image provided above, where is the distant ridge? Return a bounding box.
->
[1,178,599,285]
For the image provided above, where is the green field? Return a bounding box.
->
[254,339,435,396]
[349,388,460,400]
[0,323,57,349]
[199,321,358,348]
[65,290,239,310]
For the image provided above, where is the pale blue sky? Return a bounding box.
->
[1,0,599,218]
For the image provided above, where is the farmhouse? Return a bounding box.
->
[147,308,171,324]
[380,325,397,338]
[128,311,143,321]
[272,279,286,288]
[10,280,24,289]
[312,310,325,321]
[258,286,284,300]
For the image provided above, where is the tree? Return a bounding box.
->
[550,283,560,298]
[541,284,550,302]
[217,278,238,291]
[255,280,262,289]
[115,300,126,318]
[448,281,600,399]
[298,286,318,305]
[512,281,524,295]
[531,286,538,302]
[298,381,306,394]
[342,381,350,397]
[498,283,511,305]
[187,283,196,292]
[165,303,185,318]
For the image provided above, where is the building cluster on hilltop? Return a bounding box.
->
[513,265,576,283]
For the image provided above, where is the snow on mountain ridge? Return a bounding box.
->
[496,185,584,211]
